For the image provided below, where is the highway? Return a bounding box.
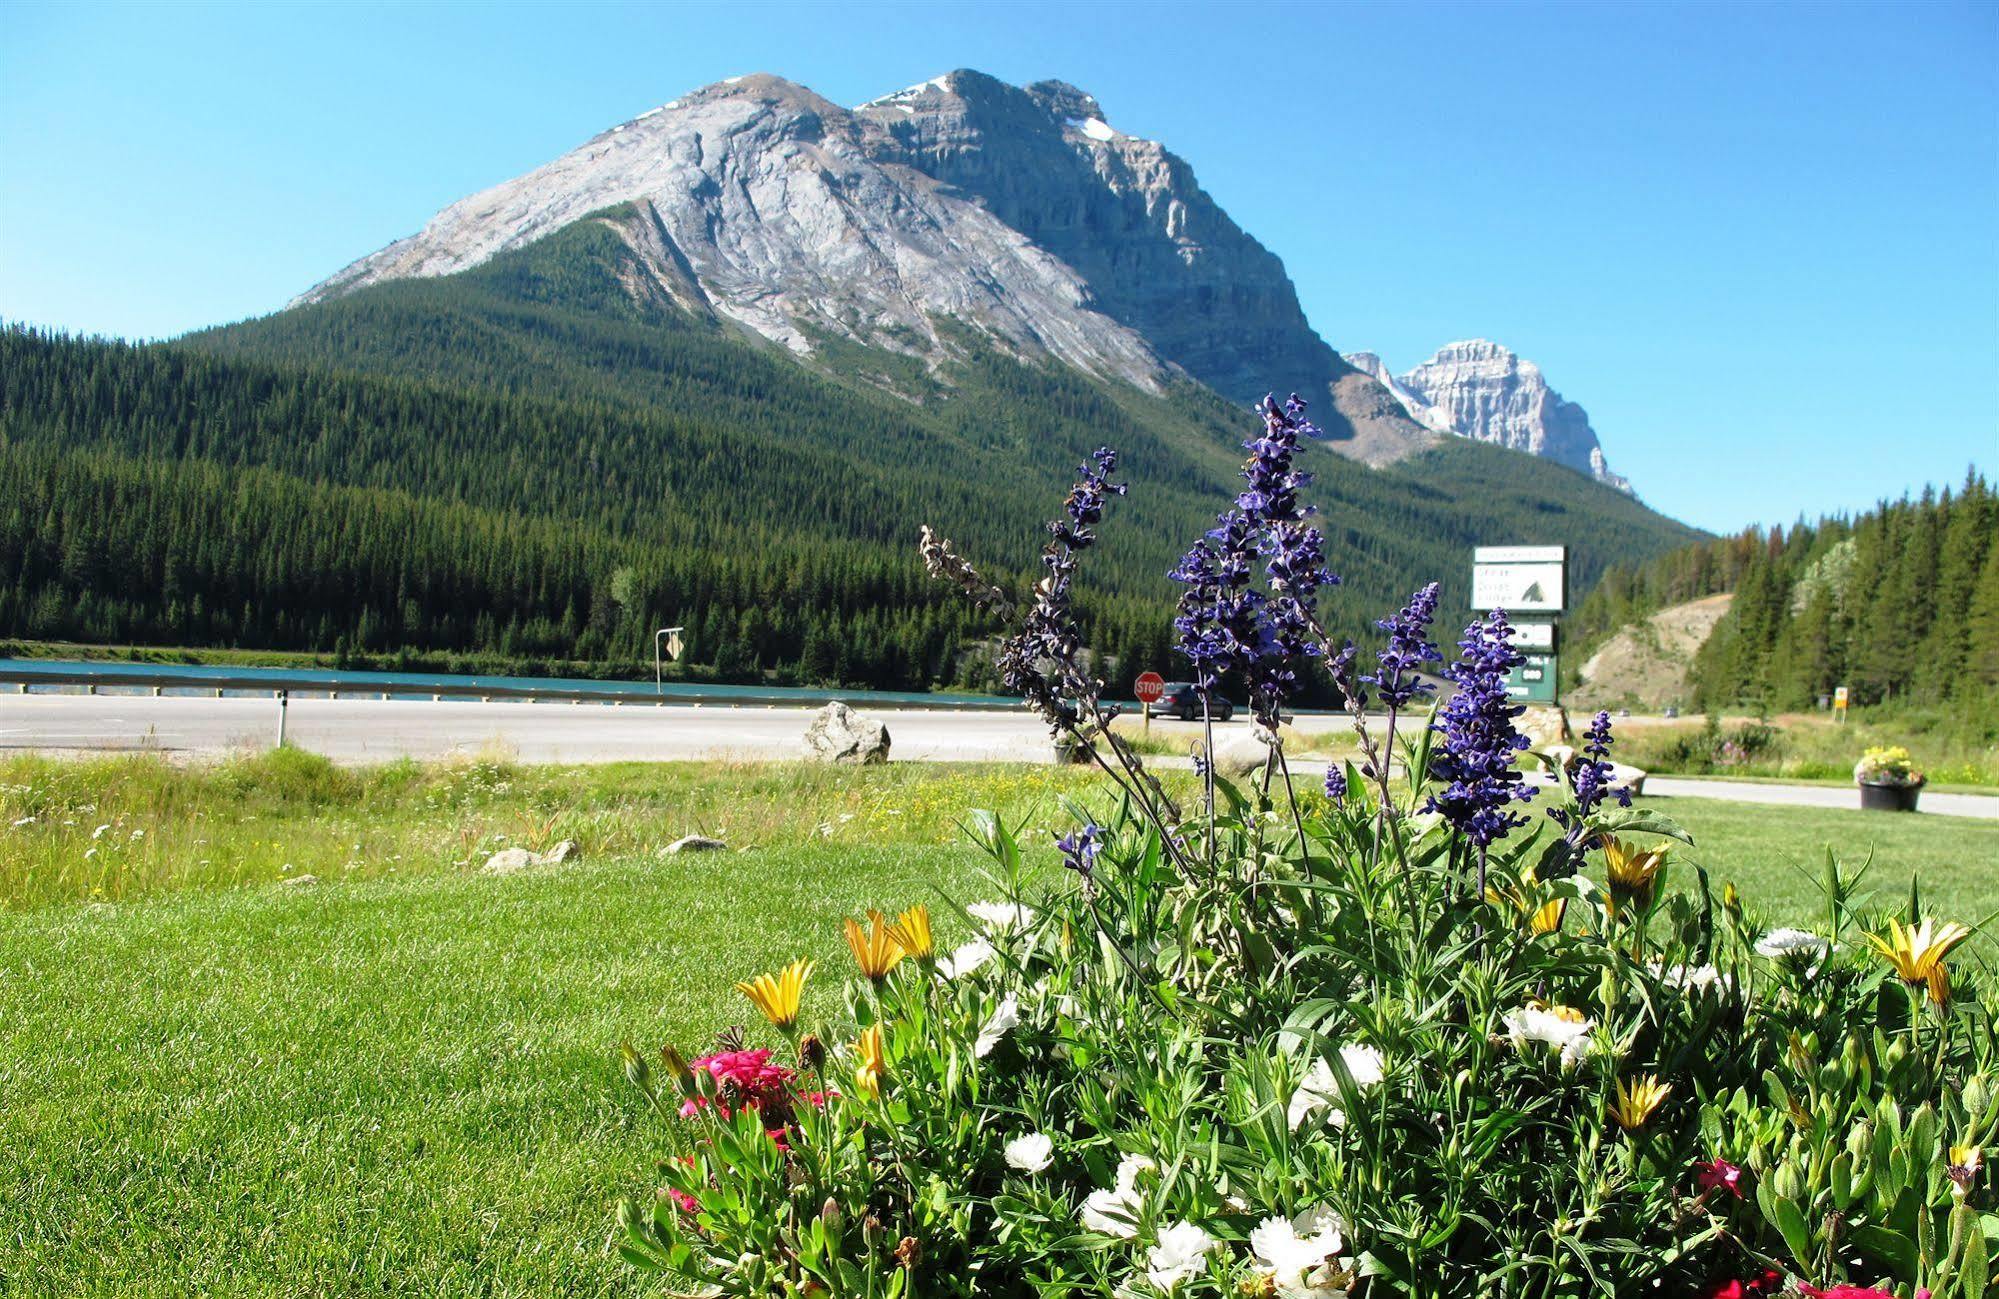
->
[4,691,1996,819]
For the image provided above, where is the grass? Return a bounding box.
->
[0,751,1123,910]
[1614,705,1999,788]
[1,755,1994,1295]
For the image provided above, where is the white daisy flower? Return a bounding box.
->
[1251,1205,1353,1296]
[1287,1044,1383,1129]
[1755,927,1831,961]
[1004,1131,1053,1172]
[966,901,1034,932]
[938,938,995,980]
[1501,1004,1596,1069]
[974,993,1020,1059]
[1145,1221,1215,1290]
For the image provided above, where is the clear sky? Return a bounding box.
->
[3,0,1993,533]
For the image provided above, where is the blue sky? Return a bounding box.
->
[3,0,1992,533]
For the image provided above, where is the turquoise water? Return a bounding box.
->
[0,658,1020,711]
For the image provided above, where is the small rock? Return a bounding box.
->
[666,834,728,855]
[277,873,319,888]
[802,701,891,764]
[480,846,541,876]
[1610,762,1648,796]
[544,839,580,864]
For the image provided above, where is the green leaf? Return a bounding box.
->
[1959,1212,1989,1299]
[1589,805,1695,845]
[1769,1192,1814,1276]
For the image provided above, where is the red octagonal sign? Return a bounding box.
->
[1134,671,1166,704]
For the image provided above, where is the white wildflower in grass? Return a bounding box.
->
[1755,927,1832,962]
[1003,1131,1052,1172]
[937,938,995,980]
[1250,1205,1354,1296]
[1339,1043,1385,1086]
[91,823,112,840]
[974,993,1020,1058]
[1288,1044,1383,1129]
[1080,1153,1154,1238]
[1501,1004,1595,1069]
[1145,1221,1215,1290]
[1648,961,1727,993]
[966,901,1034,932]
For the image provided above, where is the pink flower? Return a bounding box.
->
[1696,1158,1745,1199]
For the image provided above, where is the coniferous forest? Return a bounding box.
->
[1567,473,1998,712]
[0,218,1707,695]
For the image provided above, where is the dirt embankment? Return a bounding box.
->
[1572,593,1733,711]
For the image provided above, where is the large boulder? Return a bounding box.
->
[1517,706,1572,751]
[1211,730,1275,778]
[803,702,891,764]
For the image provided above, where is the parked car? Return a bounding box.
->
[1147,682,1236,721]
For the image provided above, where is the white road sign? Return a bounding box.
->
[1511,620,1556,650]
[1471,560,1565,612]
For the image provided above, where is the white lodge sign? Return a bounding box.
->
[1471,546,1566,613]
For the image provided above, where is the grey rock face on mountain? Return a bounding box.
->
[299,70,1436,462]
[1346,342,1628,490]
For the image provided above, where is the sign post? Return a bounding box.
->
[655,626,686,696]
[1833,685,1849,724]
[1471,546,1565,705]
[1134,671,1165,733]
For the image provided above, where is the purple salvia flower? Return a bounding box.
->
[997,449,1125,729]
[1361,583,1443,709]
[1057,823,1104,888]
[1324,765,1347,804]
[1170,394,1337,728]
[1424,609,1536,848]
[1571,710,1631,817]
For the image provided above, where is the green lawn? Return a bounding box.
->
[1,760,1993,1295]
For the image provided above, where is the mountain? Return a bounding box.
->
[1346,341,1628,490]
[295,70,1438,466]
[0,71,1707,693]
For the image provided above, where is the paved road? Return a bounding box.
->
[4,693,1993,820]
[0,693,1101,764]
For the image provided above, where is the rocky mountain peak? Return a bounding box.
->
[1347,341,1629,490]
[291,70,1446,466]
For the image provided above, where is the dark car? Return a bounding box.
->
[1147,682,1235,721]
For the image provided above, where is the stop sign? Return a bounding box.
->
[1134,671,1166,704]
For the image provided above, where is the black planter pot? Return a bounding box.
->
[1858,780,1923,812]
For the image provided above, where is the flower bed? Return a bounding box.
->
[617,398,1995,1297]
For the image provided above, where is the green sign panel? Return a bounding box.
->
[1505,652,1559,703]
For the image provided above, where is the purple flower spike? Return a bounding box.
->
[1424,609,1535,847]
[1361,583,1443,710]
[1170,394,1338,728]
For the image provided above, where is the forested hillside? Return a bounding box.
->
[0,216,1703,693]
[1569,473,1998,712]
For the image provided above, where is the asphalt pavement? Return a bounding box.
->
[3,692,1993,819]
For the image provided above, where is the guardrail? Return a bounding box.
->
[0,660,1026,712]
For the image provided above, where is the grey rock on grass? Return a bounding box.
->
[803,701,890,764]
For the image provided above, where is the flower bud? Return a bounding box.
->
[799,1033,827,1071]
[820,1197,842,1228]
[894,1236,922,1269]
[659,1043,698,1098]
[620,1041,650,1091]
